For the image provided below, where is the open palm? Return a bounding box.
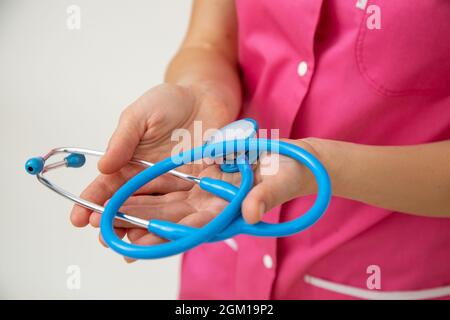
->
[98,142,318,262]
[70,83,234,228]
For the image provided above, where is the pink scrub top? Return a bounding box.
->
[179,0,450,299]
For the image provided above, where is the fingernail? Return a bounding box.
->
[259,203,266,220]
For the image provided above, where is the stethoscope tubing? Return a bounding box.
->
[100,147,254,259]
[147,139,331,241]
[100,138,331,259]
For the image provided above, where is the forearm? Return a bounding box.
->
[165,45,241,119]
[311,138,450,217]
[164,0,241,120]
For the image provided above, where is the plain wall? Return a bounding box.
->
[0,0,191,299]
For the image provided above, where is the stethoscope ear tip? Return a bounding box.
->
[65,153,86,168]
[25,157,44,175]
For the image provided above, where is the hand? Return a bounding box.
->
[70,83,236,229]
[104,138,320,262]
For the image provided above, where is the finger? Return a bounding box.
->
[122,212,214,263]
[131,232,165,246]
[124,232,166,264]
[242,175,301,224]
[89,212,102,228]
[136,174,194,195]
[99,228,148,263]
[124,192,188,205]
[105,201,194,229]
[126,228,149,242]
[98,227,127,248]
[177,211,217,228]
[241,183,271,224]
[89,192,189,228]
[90,201,194,228]
[70,167,141,227]
[70,204,92,228]
[71,164,185,228]
[242,151,309,224]
[124,210,216,250]
[98,108,145,174]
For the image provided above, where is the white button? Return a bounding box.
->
[297,61,308,77]
[263,254,273,269]
[355,0,368,10]
[224,238,238,251]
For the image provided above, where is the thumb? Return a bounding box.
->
[98,109,145,174]
[241,140,320,224]
[241,176,301,225]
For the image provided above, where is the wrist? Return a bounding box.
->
[184,81,241,125]
[295,137,341,197]
[165,46,242,121]
[280,138,321,196]
[302,137,349,198]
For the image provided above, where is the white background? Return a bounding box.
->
[0,0,191,299]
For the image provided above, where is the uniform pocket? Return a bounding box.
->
[355,0,450,96]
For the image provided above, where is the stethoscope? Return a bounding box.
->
[25,119,331,259]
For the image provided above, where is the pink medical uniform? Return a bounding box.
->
[179,0,450,299]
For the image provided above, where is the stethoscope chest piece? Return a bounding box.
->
[205,118,259,173]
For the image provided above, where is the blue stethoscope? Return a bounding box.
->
[25,119,331,259]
